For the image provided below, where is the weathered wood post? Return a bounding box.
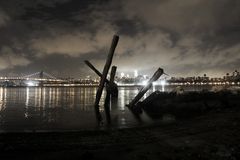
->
[94,35,119,122]
[109,66,117,92]
[84,60,110,83]
[127,68,164,112]
[84,60,118,97]
[104,66,117,124]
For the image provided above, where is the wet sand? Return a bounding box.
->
[0,106,240,160]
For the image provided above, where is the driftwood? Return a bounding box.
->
[104,66,117,124]
[127,68,164,112]
[94,35,119,122]
[84,60,118,97]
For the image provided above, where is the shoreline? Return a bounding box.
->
[1,106,240,159]
[0,84,239,88]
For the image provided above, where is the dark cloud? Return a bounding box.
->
[0,46,30,70]
[0,9,9,27]
[0,0,240,78]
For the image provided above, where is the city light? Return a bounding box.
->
[160,80,166,86]
[120,72,125,78]
[141,80,148,86]
[134,70,138,78]
[160,80,166,92]
[26,81,36,86]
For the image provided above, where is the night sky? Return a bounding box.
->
[0,0,240,78]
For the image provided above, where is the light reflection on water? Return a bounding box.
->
[0,86,210,132]
[0,87,146,131]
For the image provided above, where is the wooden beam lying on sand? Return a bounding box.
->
[127,68,164,109]
[94,35,119,122]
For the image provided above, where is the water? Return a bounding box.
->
[0,85,211,132]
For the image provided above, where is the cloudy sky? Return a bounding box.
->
[0,0,240,78]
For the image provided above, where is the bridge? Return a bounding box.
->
[0,71,61,81]
[0,71,67,87]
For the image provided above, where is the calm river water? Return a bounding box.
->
[0,85,211,132]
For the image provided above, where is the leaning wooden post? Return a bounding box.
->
[127,68,164,109]
[84,60,110,84]
[84,60,118,97]
[94,35,119,122]
[104,66,117,124]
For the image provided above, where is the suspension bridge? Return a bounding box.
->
[0,71,61,81]
[0,71,74,87]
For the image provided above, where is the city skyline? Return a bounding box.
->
[0,0,240,78]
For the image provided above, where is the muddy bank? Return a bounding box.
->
[0,106,240,160]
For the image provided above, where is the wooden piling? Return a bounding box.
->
[128,68,164,109]
[94,35,119,122]
[109,66,117,84]
[104,66,117,124]
[84,60,118,97]
[84,60,110,84]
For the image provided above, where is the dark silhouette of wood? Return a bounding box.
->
[109,66,117,85]
[127,68,164,109]
[94,35,119,122]
[84,60,118,97]
[84,60,110,84]
[104,66,117,124]
[140,90,161,106]
[109,66,118,97]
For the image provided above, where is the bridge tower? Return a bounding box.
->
[39,71,44,79]
[39,71,44,87]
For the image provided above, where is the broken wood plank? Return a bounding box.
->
[94,35,119,122]
[127,68,164,109]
